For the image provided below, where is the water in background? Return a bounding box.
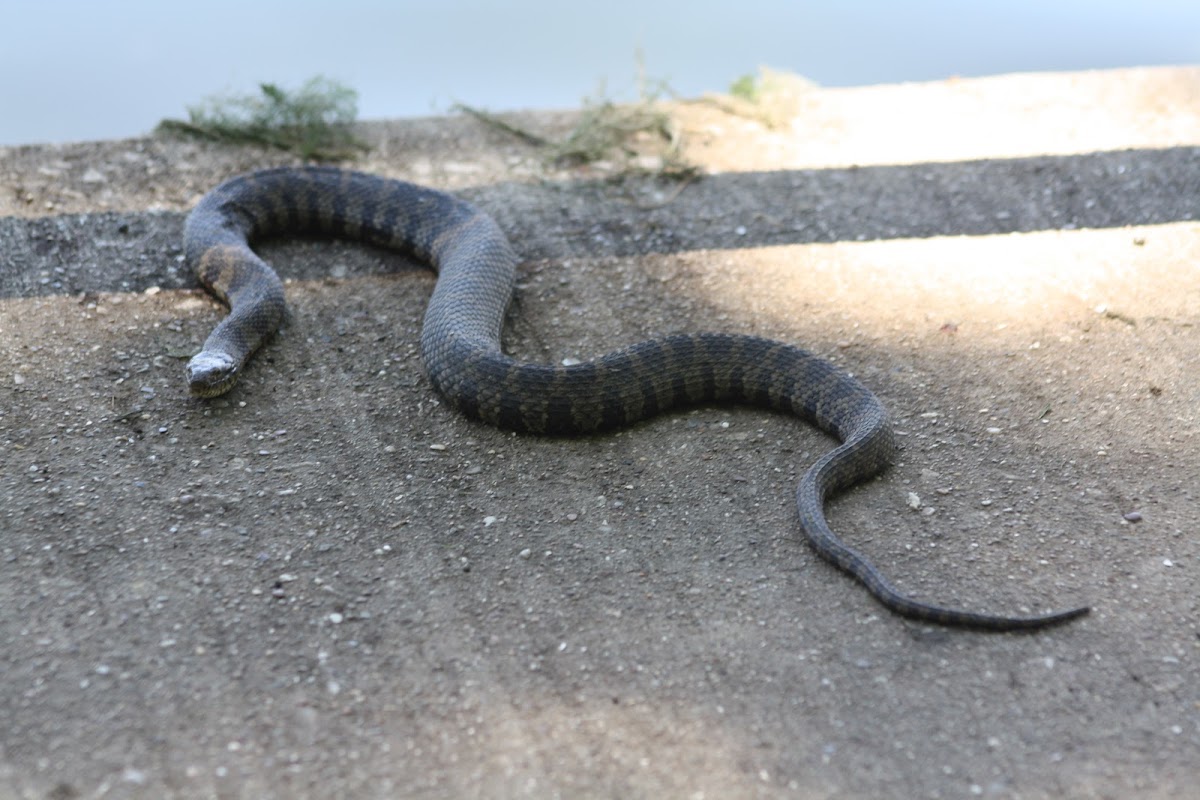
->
[1,0,1196,146]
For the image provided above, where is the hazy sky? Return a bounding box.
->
[1,0,1196,145]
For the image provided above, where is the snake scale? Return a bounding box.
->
[185,166,1089,631]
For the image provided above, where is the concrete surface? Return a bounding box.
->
[1,66,1198,799]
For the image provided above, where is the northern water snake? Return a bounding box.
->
[184,166,1089,630]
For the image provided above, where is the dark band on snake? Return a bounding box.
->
[184,166,1090,631]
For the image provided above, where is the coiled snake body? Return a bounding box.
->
[185,166,1088,630]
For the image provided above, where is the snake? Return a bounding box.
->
[184,166,1089,631]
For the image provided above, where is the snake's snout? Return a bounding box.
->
[186,351,239,398]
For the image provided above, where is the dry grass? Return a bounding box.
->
[456,66,697,180]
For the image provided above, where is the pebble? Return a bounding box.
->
[1123,511,1143,522]
[519,548,532,559]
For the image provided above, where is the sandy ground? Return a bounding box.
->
[1,66,1198,799]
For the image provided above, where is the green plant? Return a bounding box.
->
[157,76,366,161]
[728,73,760,102]
[713,66,819,129]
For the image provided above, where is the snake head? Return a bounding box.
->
[186,351,240,398]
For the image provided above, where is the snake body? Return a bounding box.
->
[185,166,1088,630]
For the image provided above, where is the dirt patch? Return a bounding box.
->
[1,67,1198,799]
